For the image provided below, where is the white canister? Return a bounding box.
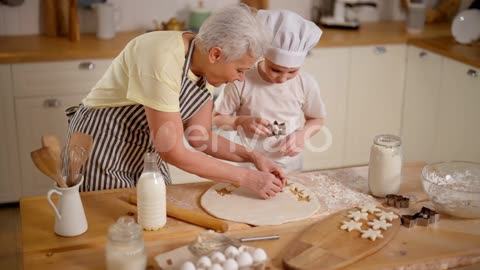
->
[406,0,426,34]
[93,3,120,40]
[368,134,402,197]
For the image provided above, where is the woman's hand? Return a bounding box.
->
[234,116,272,138]
[243,170,284,199]
[251,152,286,185]
[280,131,305,157]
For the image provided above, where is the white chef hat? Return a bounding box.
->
[257,10,322,68]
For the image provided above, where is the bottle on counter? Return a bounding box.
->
[368,134,402,197]
[106,216,147,270]
[137,152,167,231]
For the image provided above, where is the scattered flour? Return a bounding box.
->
[288,173,377,214]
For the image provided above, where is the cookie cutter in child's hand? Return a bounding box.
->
[401,207,440,228]
[385,194,410,208]
[267,120,286,137]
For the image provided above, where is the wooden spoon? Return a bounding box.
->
[31,147,68,188]
[41,135,62,159]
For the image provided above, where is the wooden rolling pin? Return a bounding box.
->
[128,194,229,233]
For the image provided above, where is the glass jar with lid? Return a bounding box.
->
[368,134,403,197]
[106,216,147,270]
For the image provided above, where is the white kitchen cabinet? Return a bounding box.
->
[15,95,88,197]
[12,60,112,97]
[13,60,111,197]
[302,47,349,171]
[401,46,443,162]
[433,59,480,162]
[344,45,406,166]
[0,65,22,203]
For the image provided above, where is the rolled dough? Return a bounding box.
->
[200,182,324,226]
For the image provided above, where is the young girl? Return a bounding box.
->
[213,9,326,173]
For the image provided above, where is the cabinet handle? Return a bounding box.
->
[44,99,62,108]
[467,69,477,78]
[373,46,386,55]
[419,51,427,58]
[78,62,95,70]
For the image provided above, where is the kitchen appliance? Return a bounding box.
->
[320,0,377,29]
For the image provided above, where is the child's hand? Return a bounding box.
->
[250,152,286,188]
[234,116,272,137]
[280,131,305,157]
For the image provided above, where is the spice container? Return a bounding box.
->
[106,216,147,270]
[368,134,402,197]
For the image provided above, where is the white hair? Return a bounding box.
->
[195,4,271,62]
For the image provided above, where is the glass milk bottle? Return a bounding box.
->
[368,135,402,197]
[106,216,147,270]
[137,152,167,230]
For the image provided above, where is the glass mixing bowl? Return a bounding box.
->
[422,161,480,219]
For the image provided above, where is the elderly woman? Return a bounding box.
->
[65,4,285,199]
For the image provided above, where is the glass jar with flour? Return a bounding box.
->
[368,134,402,197]
[106,216,147,270]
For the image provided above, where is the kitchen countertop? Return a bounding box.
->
[20,162,480,269]
[0,22,479,68]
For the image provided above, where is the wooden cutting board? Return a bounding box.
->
[283,207,401,270]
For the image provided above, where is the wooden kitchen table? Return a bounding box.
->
[20,163,480,269]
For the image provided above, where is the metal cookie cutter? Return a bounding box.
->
[267,120,286,137]
[385,194,410,208]
[401,207,440,228]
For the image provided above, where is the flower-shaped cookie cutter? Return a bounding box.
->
[401,207,440,228]
[385,194,410,208]
[267,120,286,137]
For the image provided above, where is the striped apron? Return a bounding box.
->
[66,39,211,192]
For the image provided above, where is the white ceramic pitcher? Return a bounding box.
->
[47,177,88,237]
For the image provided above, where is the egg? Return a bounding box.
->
[237,245,248,253]
[252,248,268,263]
[208,263,223,270]
[222,258,239,270]
[196,256,212,269]
[235,251,253,268]
[210,251,226,264]
[180,261,196,270]
[224,246,239,259]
